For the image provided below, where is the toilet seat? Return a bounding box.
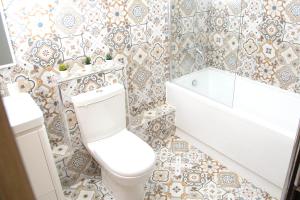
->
[88,129,156,178]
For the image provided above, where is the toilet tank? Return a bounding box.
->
[72,84,126,145]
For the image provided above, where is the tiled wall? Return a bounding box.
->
[0,0,171,143]
[0,0,170,115]
[170,0,210,78]
[0,0,171,187]
[171,0,300,94]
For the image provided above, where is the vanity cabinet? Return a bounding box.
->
[3,93,64,200]
[16,126,63,200]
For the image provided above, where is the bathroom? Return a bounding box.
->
[0,0,300,199]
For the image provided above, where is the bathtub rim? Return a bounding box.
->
[166,79,298,141]
[172,67,300,104]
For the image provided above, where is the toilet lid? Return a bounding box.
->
[88,129,156,177]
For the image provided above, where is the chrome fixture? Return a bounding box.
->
[183,47,204,60]
[192,79,198,87]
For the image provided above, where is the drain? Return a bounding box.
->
[192,79,197,86]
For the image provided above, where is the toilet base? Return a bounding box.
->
[102,168,150,200]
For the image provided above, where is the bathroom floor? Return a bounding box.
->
[63,135,277,200]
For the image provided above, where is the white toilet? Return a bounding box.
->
[72,83,156,200]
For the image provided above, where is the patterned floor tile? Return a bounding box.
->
[63,135,278,200]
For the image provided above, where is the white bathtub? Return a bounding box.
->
[166,68,300,198]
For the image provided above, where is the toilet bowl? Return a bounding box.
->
[72,84,156,200]
[88,129,156,200]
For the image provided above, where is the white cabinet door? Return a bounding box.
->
[16,129,55,199]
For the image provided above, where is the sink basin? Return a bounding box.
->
[3,93,44,134]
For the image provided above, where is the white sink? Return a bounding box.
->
[3,93,44,134]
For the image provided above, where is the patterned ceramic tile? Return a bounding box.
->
[55,6,84,35]
[104,26,131,52]
[0,1,297,200]
[128,0,149,25]
[59,34,85,61]
[283,0,300,24]
[130,24,148,45]
[61,133,278,200]
[130,112,176,151]
[30,39,62,67]
[0,0,171,190]
[106,1,128,27]
[171,0,300,93]
[283,22,300,44]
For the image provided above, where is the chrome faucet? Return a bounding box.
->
[183,47,204,64]
[195,48,203,57]
[183,47,204,57]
